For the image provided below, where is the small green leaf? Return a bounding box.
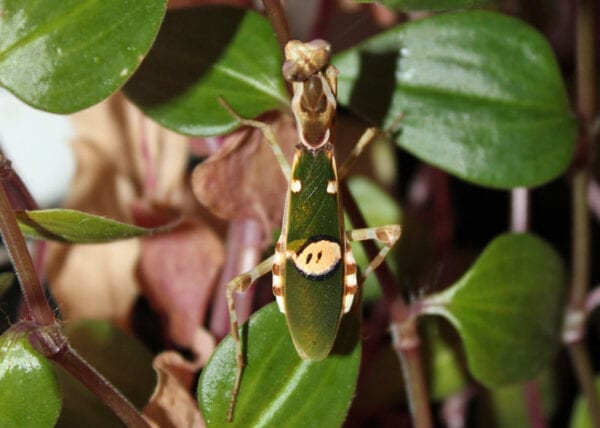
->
[422,233,565,387]
[333,11,576,188]
[0,0,167,113]
[355,0,493,11]
[125,6,288,137]
[16,209,175,243]
[55,320,155,427]
[198,302,361,427]
[0,330,62,427]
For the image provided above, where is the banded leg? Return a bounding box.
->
[219,97,291,181]
[226,255,274,421]
[338,113,405,180]
[347,224,402,281]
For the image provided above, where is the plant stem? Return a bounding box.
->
[565,0,599,425]
[49,338,151,428]
[510,187,547,426]
[262,0,290,50]
[0,156,148,427]
[341,182,432,428]
[510,187,529,233]
[0,158,54,326]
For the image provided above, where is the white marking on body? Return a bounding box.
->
[345,274,357,287]
[273,274,282,287]
[291,179,302,193]
[343,294,355,313]
[326,180,337,194]
[275,295,286,313]
[274,251,284,265]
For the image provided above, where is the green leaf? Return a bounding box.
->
[422,233,565,387]
[333,11,576,188]
[355,0,493,11]
[124,6,288,137]
[55,320,155,427]
[425,320,468,400]
[0,0,167,113]
[198,302,361,426]
[480,371,558,428]
[0,330,62,427]
[16,209,175,243]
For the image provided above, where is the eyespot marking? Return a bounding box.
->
[290,236,341,279]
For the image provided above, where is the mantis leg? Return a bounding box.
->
[346,225,402,281]
[338,112,405,180]
[219,97,291,181]
[226,255,274,421]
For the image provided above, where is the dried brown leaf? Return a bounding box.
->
[46,93,197,323]
[191,114,296,238]
[138,218,225,350]
[144,351,208,428]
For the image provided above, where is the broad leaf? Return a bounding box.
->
[0,0,167,113]
[55,320,155,427]
[125,6,288,137]
[0,330,62,427]
[198,302,361,426]
[421,233,565,387]
[355,0,493,11]
[333,11,576,188]
[16,209,175,243]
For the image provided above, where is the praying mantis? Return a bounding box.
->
[222,39,402,422]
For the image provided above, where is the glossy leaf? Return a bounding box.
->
[0,330,62,427]
[422,233,565,387]
[125,6,288,137]
[16,209,175,243]
[333,11,576,188]
[0,0,167,113]
[355,0,493,11]
[198,302,361,426]
[55,320,155,427]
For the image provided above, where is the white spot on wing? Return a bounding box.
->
[291,179,302,193]
[326,180,337,194]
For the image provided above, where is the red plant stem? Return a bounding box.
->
[0,157,38,210]
[48,338,150,428]
[524,381,547,428]
[510,187,547,427]
[565,0,599,426]
[262,0,291,50]
[0,158,54,326]
[341,182,432,428]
